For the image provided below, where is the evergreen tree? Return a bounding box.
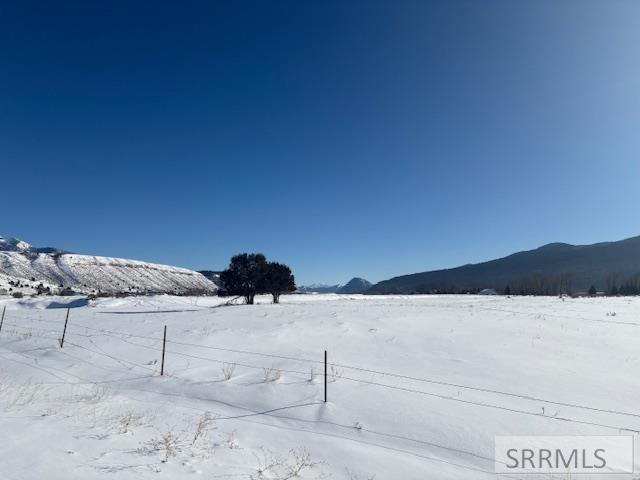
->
[588,285,597,296]
[262,262,296,304]
[220,253,268,304]
[503,285,511,296]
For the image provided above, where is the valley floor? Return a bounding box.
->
[0,294,639,479]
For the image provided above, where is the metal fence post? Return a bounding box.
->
[324,350,327,403]
[160,325,167,376]
[59,308,70,348]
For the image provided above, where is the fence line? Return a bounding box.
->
[328,362,640,420]
[50,319,640,422]
[339,375,640,434]
[0,342,522,480]
[0,314,636,480]
[2,311,640,435]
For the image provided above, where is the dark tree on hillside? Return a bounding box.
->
[503,285,511,296]
[606,273,621,295]
[220,253,268,304]
[588,285,597,296]
[262,262,296,303]
[617,274,640,296]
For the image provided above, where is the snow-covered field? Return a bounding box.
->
[0,294,638,479]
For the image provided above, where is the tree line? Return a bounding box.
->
[408,272,577,296]
[409,271,640,297]
[605,272,640,296]
[219,253,296,304]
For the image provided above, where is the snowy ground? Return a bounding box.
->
[0,294,639,479]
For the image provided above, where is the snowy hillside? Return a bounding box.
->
[0,294,638,479]
[0,237,216,296]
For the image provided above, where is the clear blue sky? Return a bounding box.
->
[2,1,639,285]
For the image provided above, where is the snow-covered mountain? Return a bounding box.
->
[0,237,32,252]
[297,283,342,294]
[0,236,216,296]
[298,278,372,294]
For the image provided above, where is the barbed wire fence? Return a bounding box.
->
[1,307,639,432]
[0,305,639,478]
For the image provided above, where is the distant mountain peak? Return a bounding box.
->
[297,283,342,293]
[0,236,70,255]
[536,242,573,251]
[337,277,372,294]
[298,277,373,294]
[0,236,32,252]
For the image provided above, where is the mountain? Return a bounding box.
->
[0,237,68,255]
[198,270,223,288]
[369,235,640,295]
[298,278,372,294]
[337,277,372,294]
[0,236,216,296]
[297,283,342,294]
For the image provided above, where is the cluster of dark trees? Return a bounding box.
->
[412,284,481,295]
[411,272,577,296]
[219,253,296,304]
[506,272,640,297]
[606,273,640,296]
[504,272,575,296]
[409,271,640,297]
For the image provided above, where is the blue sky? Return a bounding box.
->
[1,1,639,285]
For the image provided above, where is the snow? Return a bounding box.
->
[0,250,216,295]
[0,294,639,479]
[9,295,90,309]
[0,237,32,252]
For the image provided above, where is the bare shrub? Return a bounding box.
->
[74,385,109,404]
[221,363,236,381]
[286,447,320,477]
[346,468,376,480]
[262,367,281,383]
[113,410,146,434]
[329,365,343,382]
[141,427,185,463]
[3,328,41,341]
[251,448,282,479]
[250,447,323,480]
[217,430,240,450]
[192,411,216,446]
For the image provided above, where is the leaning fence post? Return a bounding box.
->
[160,325,167,376]
[59,308,70,348]
[0,305,5,334]
[324,350,327,403]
